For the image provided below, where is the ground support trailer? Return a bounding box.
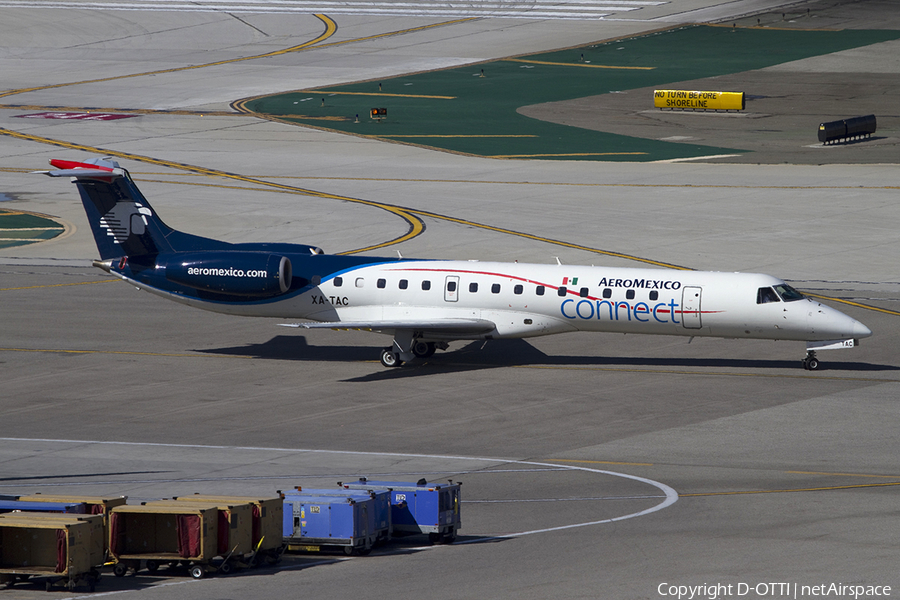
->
[108,504,219,579]
[282,494,378,556]
[284,487,391,545]
[341,478,461,543]
[17,494,127,559]
[0,515,101,592]
[146,500,254,574]
[173,495,284,566]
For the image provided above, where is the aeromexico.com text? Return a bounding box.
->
[187,267,267,278]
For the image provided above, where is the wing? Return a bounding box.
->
[279,318,496,337]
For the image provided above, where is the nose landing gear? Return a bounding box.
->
[802,350,819,371]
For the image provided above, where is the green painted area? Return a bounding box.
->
[0,209,64,248]
[245,24,900,161]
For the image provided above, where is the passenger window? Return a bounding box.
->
[422,280,431,291]
[757,287,781,304]
[333,276,343,287]
[649,290,658,301]
[558,286,567,297]
[377,278,386,289]
[355,278,364,288]
[399,279,408,290]
[602,288,612,299]
[311,275,321,286]
[625,289,635,300]
[579,287,589,298]
[514,284,523,295]
[536,286,545,296]
[469,282,478,293]
[447,281,457,292]
[491,283,501,294]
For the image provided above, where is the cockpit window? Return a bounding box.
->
[757,287,780,304]
[774,284,804,302]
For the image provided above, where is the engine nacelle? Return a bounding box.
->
[159,252,292,297]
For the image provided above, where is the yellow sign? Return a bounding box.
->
[654,90,744,111]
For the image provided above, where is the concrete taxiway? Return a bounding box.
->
[1,1,899,598]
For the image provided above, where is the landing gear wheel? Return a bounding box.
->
[802,350,819,371]
[380,348,403,368]
[189,565,205,579]
[412,341,436,359]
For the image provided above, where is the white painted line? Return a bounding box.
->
[0,438,678,538]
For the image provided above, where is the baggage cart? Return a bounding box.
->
[108,504,218,579]
[173,494,284,565]
[0,515,99,592]
[146,500,253,573]
[16,494,127,558]
[282,494,377,555]
[284,487,391,544]
[340,478,461,543]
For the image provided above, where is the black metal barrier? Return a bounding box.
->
[818,114,876,144]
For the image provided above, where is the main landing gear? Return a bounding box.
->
[802,350,819,371]
[379,338,446,368]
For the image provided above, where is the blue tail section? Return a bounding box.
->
[40,157,369,304]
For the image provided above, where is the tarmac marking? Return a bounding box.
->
[371,135,538,138]
[680,481,900,497]
[489,152,648,158]
[0,15,338,101]
[0,127,425,255]
[0,105,243,117]
[507,364,897,382]
[0,280,119,292]
[0,437,679,537]
[0,347,217,358]
[787,470,900,479]
[551,458,654,466]
[504,58,654,70]
[125,172,900,191]
[303,91,457,99]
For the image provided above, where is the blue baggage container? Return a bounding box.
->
[284,488,391,543]
[282,494,377,555]
[0,500,87,514]
[339,478,460,543]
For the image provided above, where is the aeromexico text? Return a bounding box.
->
[187,266,268,278]
[596,277,682,290]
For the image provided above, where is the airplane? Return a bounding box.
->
[38,157,872,370]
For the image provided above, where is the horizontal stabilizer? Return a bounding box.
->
[34,158,124,180]
[280,319,496,335]
[37,168,124,179]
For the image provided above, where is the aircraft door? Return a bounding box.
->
[681,286,702,329]
[444,275,459,302]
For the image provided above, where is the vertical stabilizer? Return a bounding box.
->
[42,158,175,259]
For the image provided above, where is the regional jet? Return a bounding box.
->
[39,158,871,369]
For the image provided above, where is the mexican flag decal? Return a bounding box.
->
[562,277,578,285]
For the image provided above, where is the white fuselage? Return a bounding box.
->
[142,260,872,344]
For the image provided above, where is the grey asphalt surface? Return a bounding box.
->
[1,1,899,599]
